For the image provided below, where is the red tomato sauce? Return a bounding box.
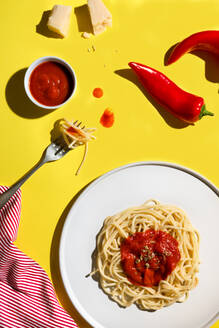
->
[120,230,180,287]
[67,126,84,137]
[100,108,114,127]
[29,61,74,106]
[93,88,103,98]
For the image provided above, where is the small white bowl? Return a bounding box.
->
[24,56,77,109]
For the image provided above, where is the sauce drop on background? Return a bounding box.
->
[93,88,103,98]
[100,108,114,127]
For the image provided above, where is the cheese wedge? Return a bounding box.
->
[87,0,112,35]
[47,5,72,37]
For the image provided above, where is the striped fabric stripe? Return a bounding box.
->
[0,186,78,328]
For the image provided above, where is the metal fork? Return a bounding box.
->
[0,120,82,210]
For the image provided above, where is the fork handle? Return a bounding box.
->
[0,159,46,210]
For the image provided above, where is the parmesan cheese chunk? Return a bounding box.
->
[47,5,72,37]
[87,0,112,35]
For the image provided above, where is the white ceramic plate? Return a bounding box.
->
[59,162,219,328]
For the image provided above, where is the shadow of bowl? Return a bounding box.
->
[5,68,53,119]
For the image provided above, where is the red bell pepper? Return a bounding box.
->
[166,30,219,65]
[129,62,214,123]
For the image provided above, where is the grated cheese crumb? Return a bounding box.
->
[82,32,91,39]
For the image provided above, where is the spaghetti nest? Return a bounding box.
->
[94,200,200,310]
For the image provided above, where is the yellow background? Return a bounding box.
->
[0,0,218,327]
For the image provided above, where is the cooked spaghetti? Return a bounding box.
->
[93,199,200,310]
[60,119,96,175]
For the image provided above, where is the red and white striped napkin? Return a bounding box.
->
[0,186,78,328]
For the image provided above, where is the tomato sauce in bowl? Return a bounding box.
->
[29,61,74,107]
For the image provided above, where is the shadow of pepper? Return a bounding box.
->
[5,68,53,119]
[190,50,219,84]
[74,5,93,34]
[164,44,219,83]
[50,182,95,328]
[36,10,62,38]
[115,69,189,129]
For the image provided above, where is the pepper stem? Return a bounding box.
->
[199,105,214,119]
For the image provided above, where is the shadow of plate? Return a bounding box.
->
[50,181,95,328]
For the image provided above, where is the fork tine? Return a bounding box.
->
[53,136,68,151]
[53,136,63,145]
[55,147,66,155]
[52,140,63,153]
[72,120,85,129]
[81,125,85,129]
[54,140,68,155]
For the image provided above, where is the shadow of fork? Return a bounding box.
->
[0,136,68,210]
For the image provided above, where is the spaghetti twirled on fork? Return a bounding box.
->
[60,119,96,175]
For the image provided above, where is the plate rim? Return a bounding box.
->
[59,161,219,328]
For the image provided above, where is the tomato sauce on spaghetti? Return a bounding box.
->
[121,229,181,287]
